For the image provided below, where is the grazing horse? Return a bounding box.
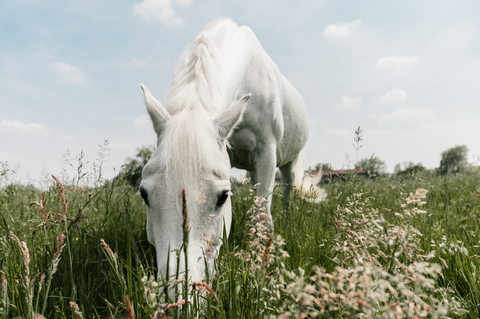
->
[139,19,318,283]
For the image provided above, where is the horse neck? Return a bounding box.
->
[214,41,252,113]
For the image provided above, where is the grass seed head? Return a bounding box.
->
[69,301,83,319]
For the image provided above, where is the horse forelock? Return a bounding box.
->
[159,107,229,195]
[167,18,238,115]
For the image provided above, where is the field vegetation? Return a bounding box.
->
[1,144,480,318]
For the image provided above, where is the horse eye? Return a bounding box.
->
[216,190,229,208]
[139,188,149,206]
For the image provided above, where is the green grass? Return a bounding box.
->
[1,167,480,318]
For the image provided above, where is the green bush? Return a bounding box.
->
[438,145,469,175]
[115,146,155,188]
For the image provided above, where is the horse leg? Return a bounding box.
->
[278,158,296,215]
[250,146,277,231]
[246,170,257,185]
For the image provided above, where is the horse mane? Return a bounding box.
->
[160,19,236,193]
[167,18,237,115]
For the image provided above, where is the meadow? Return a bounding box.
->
[1,160,480,318]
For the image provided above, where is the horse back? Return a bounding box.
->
[227,25,309,168]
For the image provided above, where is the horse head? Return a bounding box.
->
[138,84,250,283]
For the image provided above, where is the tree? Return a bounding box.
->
[116,145,155,187]
[438,145,468,175]
[355,154,387,178]
[394,162,427,178]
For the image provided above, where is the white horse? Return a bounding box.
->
[139,19,319,284]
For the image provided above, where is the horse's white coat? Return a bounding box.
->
[139,19,315,283]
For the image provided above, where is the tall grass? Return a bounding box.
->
[1,159,480,318]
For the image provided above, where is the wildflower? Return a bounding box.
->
[1,271,7,306]
[274,190,467,318]
[21,241,30,277]
[52,234,67,272]
[240,175,251,185]
[189,281,218,302]
[262,238,273,264]
[125,296,135,319]
[52,175,67,216]
[40,273,46,286]
[100,239,115,258]
[142,275,161,309]
[10,234,31,286]
[163,299,192,313]
[30,193,47,222]
[10,233,21,248]
[69,301,83,318]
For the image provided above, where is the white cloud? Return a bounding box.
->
[51,62,85,84]
[132,114,153,130]
[378,88,408,105]
[335,96,362,109]
[0,119,52,135]
[324,20,362,38]
[374,107,435,124]
[375,56,419,69]
[133,0,192,26]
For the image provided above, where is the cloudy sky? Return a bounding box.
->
[1,0,479,184]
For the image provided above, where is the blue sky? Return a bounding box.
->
[1,0,479,183]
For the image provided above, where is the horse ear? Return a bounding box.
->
[214,94,251,145]
[140,84,171,135]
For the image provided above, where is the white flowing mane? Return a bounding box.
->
[168,18,236,115]
[160,19,235,192]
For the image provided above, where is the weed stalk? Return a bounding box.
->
[182,188,189,318]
